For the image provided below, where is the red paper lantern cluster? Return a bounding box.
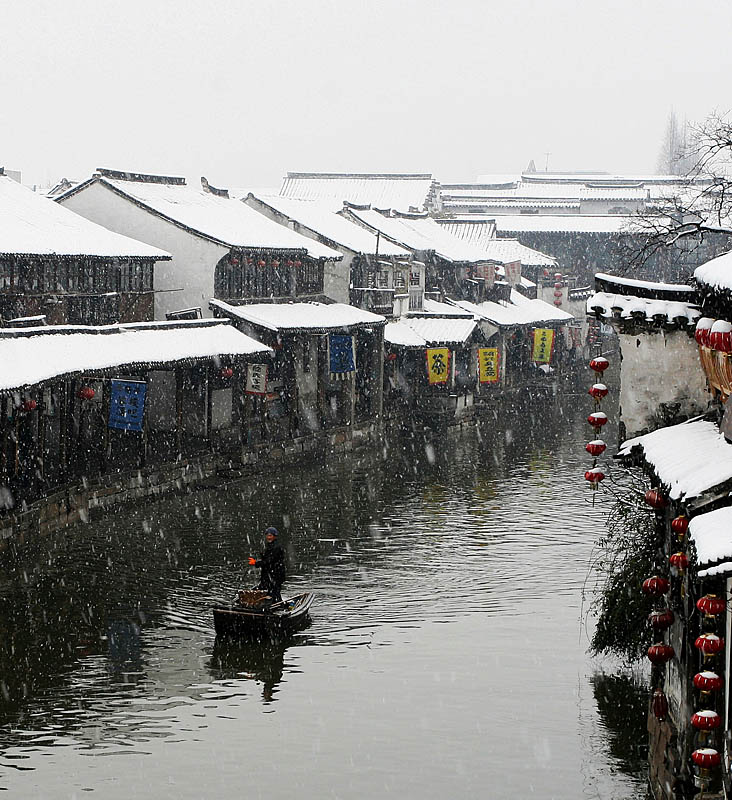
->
[220,367,234,379]
[20,399,37,413]
[78,386,95,401]
[695,317,732,353]
[583,357,611,493]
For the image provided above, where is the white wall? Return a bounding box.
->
[618,330,710,437]
[60,182,226,319]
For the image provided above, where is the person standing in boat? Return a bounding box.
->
[249,527,286,602]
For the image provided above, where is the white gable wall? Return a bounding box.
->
[59,182,225,319]
[618,330,710,437]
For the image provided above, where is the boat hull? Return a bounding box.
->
[212,593,314,638]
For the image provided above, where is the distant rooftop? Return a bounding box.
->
[279,172,440,213]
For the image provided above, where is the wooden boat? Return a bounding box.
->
[212,592,315,637]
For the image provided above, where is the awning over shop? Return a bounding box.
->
[0,319,271,393]
[210,299,385,333]
[385,317,477,348]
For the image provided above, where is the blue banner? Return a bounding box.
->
[328,334,355,375]
[109,380,147,432]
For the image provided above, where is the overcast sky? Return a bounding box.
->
[3,0,732,190]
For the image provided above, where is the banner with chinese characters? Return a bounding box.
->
[328,334,356,380]
[504,260,522,286]
[245,363,268,396]
[426,348,450,384]
[532,328,555,363]
[108,379,147,432]
[477,348,500,383]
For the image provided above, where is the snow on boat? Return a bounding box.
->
[212,592,315,637]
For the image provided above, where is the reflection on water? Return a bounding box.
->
[0,395,646,798]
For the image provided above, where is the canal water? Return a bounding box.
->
[0,396,646,799]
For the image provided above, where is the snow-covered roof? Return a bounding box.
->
[347,209,500,264]
[594,272,695,294]
[279,173,438,212]
[245,194,410,257]
[210,299,385,332]
[694,251,732,293]
[436,220,556,267]
[492,215,641,234]
[618,418,732,501]
[587,292,700,326]
[421,298,474,317]
[0,320,271,393]
[63,173,341,260]
[452,291,573,328]
[689,507,732,570]
[0,174,169,260]
[384,317,477,348]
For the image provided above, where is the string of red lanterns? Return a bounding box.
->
[688,579,727,790]
[584,357,609,492]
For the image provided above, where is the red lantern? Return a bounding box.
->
[20,399,37,413]
[588,383,608,399]
[554,272,562,280]
[286,260,294,268]
[671,515,689,537]
[694,671,724,693]
[293,260,302,268]
[553,299,563,306]
[647,643,674,664]
[691,710,721,731]
[697,594,727,617]
[587,412,608,428]
[585,439,607,457]
[652,689,668,721]
[258,259,266,267]
[669,551,689,573]
[695,633,724,655]
[78,386,95,401]
[584,469,605,484]
[386,353,397,362]
[554,281,562,289]
[589,357,609,373]
[649,609,674,631]
[642,576,670,596]
[691,748,721,769]
[644,489,667,509]
[695,317,714,347]
[710,319,732,352]
[542,269,550,278]
[229,255,239,266]
[553,289,563,298]
[220,367,234,379]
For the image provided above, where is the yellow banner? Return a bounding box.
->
[426,348,450,384]
[532,328,555,363]
[477,348,500,383]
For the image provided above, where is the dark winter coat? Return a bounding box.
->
[255,541,286,589]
